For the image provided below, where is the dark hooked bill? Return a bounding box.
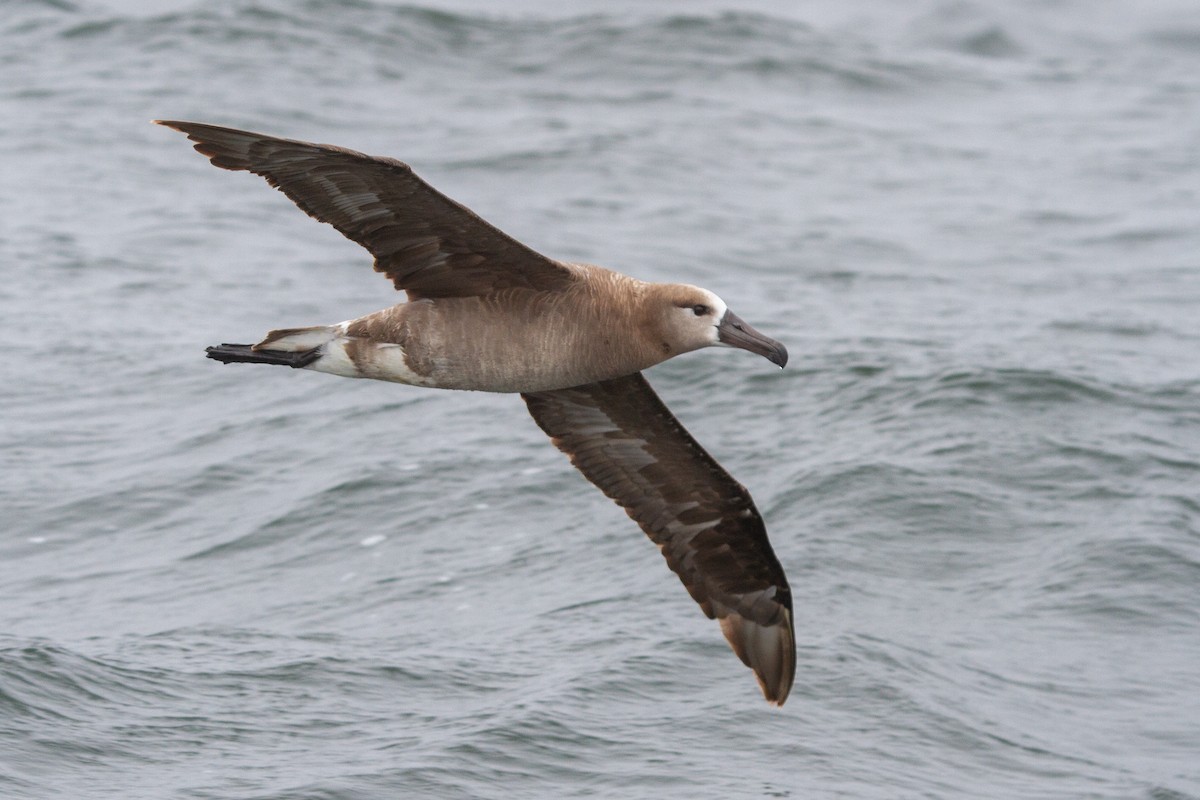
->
[717,311,788,368]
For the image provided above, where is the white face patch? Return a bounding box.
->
[703,289,728,345]
[666,285,731,353]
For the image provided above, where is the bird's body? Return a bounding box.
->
[247,264,728,393]
[159,120,796,705]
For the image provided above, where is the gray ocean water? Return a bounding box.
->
[3,0,1199,797]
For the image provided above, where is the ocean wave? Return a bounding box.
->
[7,0,974,97]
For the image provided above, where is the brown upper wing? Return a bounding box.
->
[156,120,576,299]
[522,372,795,705]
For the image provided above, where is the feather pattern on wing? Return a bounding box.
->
[523,372,795,705]
[155,120,576,299]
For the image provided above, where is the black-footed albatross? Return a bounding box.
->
[157,120,796,705]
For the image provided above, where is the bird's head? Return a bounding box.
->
[652,284,788,368]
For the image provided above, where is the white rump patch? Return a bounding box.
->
[308,336,434,385]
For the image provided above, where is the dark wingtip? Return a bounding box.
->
[718,609,796,707]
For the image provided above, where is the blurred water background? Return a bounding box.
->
[2,0,1199,797]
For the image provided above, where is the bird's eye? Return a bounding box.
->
[692,304,709,316]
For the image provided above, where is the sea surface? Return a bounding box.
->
[2,0,1199,797]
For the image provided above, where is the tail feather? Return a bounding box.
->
[257,325,339,351]
[206,343,321,368]
[207,325,338,369]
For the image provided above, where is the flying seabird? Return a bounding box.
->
[157,120,796,705]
